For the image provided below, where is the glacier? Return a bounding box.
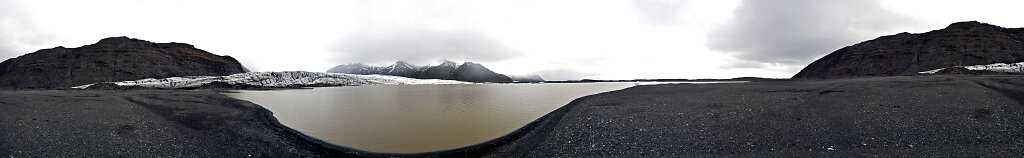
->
[72,71,469,89]
[919,62,1024,74]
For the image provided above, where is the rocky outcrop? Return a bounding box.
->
[0,37,247,89]
[793,21,1024,79]
[328,60,520,83]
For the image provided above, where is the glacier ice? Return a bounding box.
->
[72,71,468,89]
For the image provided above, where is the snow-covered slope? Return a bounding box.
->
[919,62,1024,74]
[72,71,468,89]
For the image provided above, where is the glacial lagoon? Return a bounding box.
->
[225,83,636,153]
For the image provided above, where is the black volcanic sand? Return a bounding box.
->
[0,90,360,157]
[3,75,1024,157]
[483,75,1024,157]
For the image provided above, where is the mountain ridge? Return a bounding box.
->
[328,61,533,83]
[794,21,1024,79]
[0,36,248,89]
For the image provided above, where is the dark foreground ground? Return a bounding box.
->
[3,75,1024,157]
[0,90,358,157]
[484,75,1024,157]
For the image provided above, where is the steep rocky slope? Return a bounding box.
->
[793,21,1024,79]
[453,62,513,83]
[0,37,247,89]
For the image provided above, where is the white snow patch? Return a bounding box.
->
[964,62,1024,73]
[919,62,1024,74]
[918,68,946,74]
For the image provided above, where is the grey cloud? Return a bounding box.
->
[707,0,921,68]
[0,40,15,60]
[0,1,54,60]
[331,29,521,65]
[632,0,692,26]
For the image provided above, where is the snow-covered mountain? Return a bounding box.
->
[72,71,468,89]
[327,60,525,83]
[381,61,423,78]
[419,60,459,80]
[328,61,425,77]
[325,63,382,74]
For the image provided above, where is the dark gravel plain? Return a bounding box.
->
[483,75,1024,157]
[3,75,1024,157]
[0,90,358,157]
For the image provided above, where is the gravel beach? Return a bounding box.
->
[0,90,356,157]
[3,75,1024,157]
[483,75,1024,157]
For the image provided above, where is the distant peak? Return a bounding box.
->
[439,60,458,67]
[96,36,142,44]
[945,21,996,29]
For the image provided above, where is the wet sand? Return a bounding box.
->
[3,75,1024,157]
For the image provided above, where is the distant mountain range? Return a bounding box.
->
[507,74,545,82]
[328,61,543,83]
[794,21,1024,79]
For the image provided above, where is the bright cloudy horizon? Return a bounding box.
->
[2,0,1023,80]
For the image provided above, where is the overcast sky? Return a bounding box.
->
[2,0,1023,80]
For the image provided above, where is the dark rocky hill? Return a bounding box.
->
[0,37,247,89]
[453,62,513,83]
[327,60,519,83]
[793,21,1024,79]
[419,60,459,80]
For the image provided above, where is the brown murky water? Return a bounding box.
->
[224,83,633,153]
